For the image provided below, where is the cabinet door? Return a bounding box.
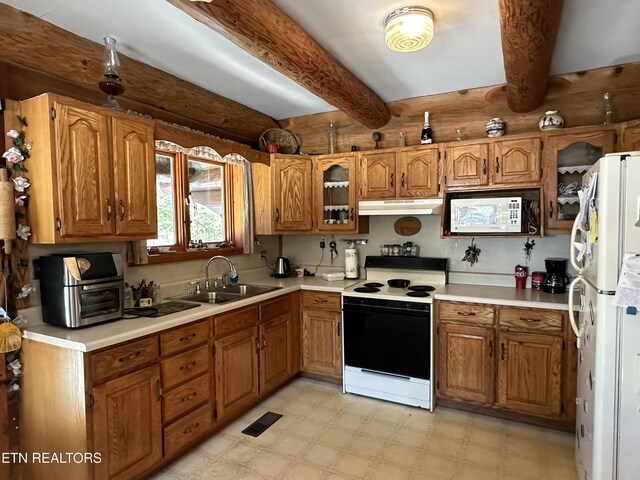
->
[398,147,439,197]
[359,151,397,199]
[259,315,292,394]
[54,103,113,237]
[444,143,489,187]
[497,332,563,418]
[302,309,342,377]
[543,128,617,231]
[92,366,162,480]
[111,117,157,237]
[438,323,494,403]
[214,327,259,420]
[622,121,640,151]
[491,137,541,185]
[272,156,313,232]
[315,154,358,232]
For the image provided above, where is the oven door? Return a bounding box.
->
[342,297,430,380]
[64,280,124,327]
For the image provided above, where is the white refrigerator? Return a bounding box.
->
[568,152,640,480]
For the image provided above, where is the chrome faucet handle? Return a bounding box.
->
[189,280,201,294]
[222,273,229,286]
[213,276,221,288]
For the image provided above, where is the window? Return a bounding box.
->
[148,146,241,260]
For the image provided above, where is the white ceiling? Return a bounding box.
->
[3,0,640,120]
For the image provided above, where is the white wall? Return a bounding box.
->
[281,215,573,286]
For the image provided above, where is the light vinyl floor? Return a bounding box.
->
[152,378,577,480]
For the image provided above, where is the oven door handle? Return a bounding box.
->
[81,281,123,291]
[343,305,428,316]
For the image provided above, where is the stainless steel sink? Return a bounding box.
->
[179,284,282,305]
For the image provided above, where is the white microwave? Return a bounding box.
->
[450,197,522,233]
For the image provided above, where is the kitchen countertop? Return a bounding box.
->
[21,276,359,352]
[22,277,575,352]
[434,284,576,311]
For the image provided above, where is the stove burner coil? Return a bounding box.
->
[407,285,435,292]
[353,287,381,293]
[406,291,430,298]
[363,282,384,288]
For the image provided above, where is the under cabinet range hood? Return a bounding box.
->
[358,198,443,215]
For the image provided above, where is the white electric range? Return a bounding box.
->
[341,256,448,411]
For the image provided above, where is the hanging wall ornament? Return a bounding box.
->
[462,238,481,267]
[523,238,536,263]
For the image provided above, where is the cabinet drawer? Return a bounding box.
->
[260,295,290,322]
[161,320,210,357]
[163,373,210,424]
[214,306,258,338]
[163,404,212,458]
[438,302,495,325]
[302,291,341,310]
[91,336,159,384]
[498,307,564,333]
[162,345,210,390]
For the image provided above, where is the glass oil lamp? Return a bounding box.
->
[98,37,125,111]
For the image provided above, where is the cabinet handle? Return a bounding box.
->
[179,361,197,371]
[181,392,197,403]
[401,172,405,188]
[500,342,506,360]
[456,311,476,316]
[118,200,125,221]
[105,198,112,220]
[275,208,280,222]
[179,333,197,342]
[262,334,266,350]
[337,321,341,337]
[483,159,487,175]
[495,156,500,173]
[118,350,141,362]
[315,298,328,303]
[519,317,541,323]
[390,172,394,188]
[183,422,200,435]
[255,336,260,352]
[549,201,554,219]
[350,207,354,222]
[156,378,162,401]
[488,340,493,358]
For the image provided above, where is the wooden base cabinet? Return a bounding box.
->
[301,291,342,379]
[436,301,575,428]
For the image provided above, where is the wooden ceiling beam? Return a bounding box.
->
[0,3,279,142]
[168,0,391,129]
[498,0,564,112]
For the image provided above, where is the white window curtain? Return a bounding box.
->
[155,141,255,254]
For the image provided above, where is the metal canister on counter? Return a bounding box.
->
[531,271,546,291]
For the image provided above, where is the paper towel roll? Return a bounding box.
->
[345,247,359,279]
[0,169,16,254]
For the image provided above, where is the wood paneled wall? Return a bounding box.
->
[279,62,640,154]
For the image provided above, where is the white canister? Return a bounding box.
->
[485,118,505,137]
[345,247,359,279]
[539,110,565,131]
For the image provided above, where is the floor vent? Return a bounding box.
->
[241,411,283,437]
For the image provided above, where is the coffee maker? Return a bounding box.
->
[543,258,569,294]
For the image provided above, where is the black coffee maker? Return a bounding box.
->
[543,258,569,294]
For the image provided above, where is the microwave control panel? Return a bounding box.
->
[507,198,522,231]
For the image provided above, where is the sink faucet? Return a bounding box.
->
[204,256,238,290]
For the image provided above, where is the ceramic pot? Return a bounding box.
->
[539,110,565,131]
[485,118,505,137]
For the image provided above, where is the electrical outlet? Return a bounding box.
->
[320,237,326,249]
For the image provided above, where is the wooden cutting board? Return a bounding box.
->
[394,217,421,236]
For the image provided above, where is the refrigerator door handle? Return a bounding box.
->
[570,214,584,275]
[568,276,585,348]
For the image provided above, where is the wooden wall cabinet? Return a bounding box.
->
[444,135,541,189]
[252,153,366,234]
[436,300,575,428]
[301,291,343,379]
[622,120,640,151]
[19,93,157,243]
[359,146,439,200]
[542,125,618,232]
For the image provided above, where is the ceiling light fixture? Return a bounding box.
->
[384,6,434,52]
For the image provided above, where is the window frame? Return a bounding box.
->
[148,148,243,264]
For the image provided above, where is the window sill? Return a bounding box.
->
[145,246,244,265]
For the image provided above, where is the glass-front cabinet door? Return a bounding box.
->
[543,126,618,232]
[315,154,357,232]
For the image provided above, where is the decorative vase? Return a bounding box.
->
[539,110,565,131]
[485,118,505,137]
